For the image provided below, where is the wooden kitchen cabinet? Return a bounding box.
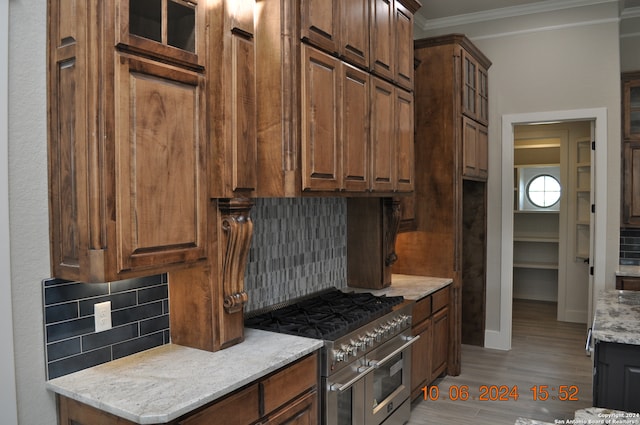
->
[622,71,640,141]
[48,0,209,282]
[393,34,491,376]
[593,342,640,413]
[57,353,319,425]
[410,286,451,400]
[256,0,420,196]
[616,276,640,291]
[462,116,489,180]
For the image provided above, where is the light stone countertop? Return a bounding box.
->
[46,328,323,424]
[515,408,640,425]
[347,274,453,301]
[592,290,640,345]
[616,265,640,277]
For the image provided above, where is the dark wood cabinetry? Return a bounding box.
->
[393,34,491,375]
[593,342,640,413]
[410,286,450,400]
[616,276,640,291]
[622,72,640,227]
[257,0,419,196]
[48,0,209,283]
[57,353,319,425]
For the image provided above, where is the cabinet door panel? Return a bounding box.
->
[394,2,413,90]
[462,117,488,181]
[395,88,414,191]
[623,141,640,226]
[411,318,431,399]
[461,51,477,120]
[116,55,207,272]
[370,0,394,81]
[477,124,488,179]
[623,77,640,141]
[341,0,369,68]
[301,46,341,191]
[342,63,370,191]
[179,385,260,425]
[370,77,395,192]
[431,307,449,378]
[265,391,318,425]
[301,0,339,54]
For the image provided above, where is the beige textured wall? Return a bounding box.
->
[415,2,621,335]
[8,0,57,423]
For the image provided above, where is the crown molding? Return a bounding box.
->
[417,0,618,31]
[621,5,640,17]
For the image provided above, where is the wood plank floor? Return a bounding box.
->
[407,299,593,425]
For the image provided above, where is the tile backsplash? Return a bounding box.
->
[43,274,169,379]
[43,197,348,378]
[620,228,640,265]
[244,197,347,312]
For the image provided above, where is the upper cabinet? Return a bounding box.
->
[48,0,209,282]
[48,0,259,282]
[259,0,421,196]
[461,50,489,126]
[623,71,640,141]
[622,71,640,227]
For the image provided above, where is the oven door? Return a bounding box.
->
[364,331,418,425]
[324,359,371,425]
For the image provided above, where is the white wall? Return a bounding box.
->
[620,14,640,72]
[8,0,57,423]
[1,0,18,423]
[417,2,621,338]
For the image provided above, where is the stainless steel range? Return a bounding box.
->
[245,289,417,425]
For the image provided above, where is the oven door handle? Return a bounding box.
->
[329,365,375,393]
[368,335,420,369]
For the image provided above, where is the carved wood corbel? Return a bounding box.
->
[384,198,401,267]
[218,198,254,314]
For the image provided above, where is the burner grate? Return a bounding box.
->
[244,289,404,340]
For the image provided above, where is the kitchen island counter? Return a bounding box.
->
[592,290,640,345]
[46,328,322,424]
[348,274,453,300]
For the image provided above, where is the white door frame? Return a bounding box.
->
[493,108,608,350]
[1,0,18,423]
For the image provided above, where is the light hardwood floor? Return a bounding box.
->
[408,299,593,425]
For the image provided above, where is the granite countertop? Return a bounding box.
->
[592,290,640,345]
[347,274,453,300]
[616,265,640,277]
[46,328,323,424]
[516,408,639,425]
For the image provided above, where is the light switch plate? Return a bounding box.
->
[94,301,112,333]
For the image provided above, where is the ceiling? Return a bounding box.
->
[414,0,640,29]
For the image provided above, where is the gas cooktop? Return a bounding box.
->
[244,289,404,341]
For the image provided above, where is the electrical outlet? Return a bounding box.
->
[94,301,112,333]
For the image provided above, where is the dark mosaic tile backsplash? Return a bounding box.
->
[620,228,640,265]
[43,198,348,378]
[43,274,169,379]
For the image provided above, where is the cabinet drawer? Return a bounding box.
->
[432,288,450,312]
[412,296,431,324]
[179,384,260,425]
[616,276,640,291]
[262,354,318,415]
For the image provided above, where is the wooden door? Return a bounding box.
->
[370,0,394,81]
[623,141,640,226]
[462,117,488,181]
[411,317,431,399]
[301,0,339,54]
[461,50,478,121]
[341,0,369,68]
[477,66,489,125]
[370,77,395,192]
[342,63,370,191]
[115,54,207,273]
[394,1,413,90]
[301,45,341,191]
[264,391,318,425]
[623,73,640,141]
[395,88,414,191]
[430,307,449,378]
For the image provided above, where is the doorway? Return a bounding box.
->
[512,121,592,323]
[490,108,608,351]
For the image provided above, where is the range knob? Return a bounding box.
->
[333,349,348,363]
[360,334,374,348]
[350,339,363,355]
